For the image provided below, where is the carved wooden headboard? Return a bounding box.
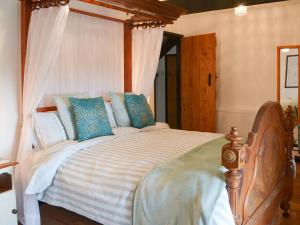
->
[243,102,290,222]
[222,101,295,225]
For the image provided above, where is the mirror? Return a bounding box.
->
[277,45,300,121]
[278,45,300,159]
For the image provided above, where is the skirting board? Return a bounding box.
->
[216,108,257,139]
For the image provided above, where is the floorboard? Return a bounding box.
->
[38,161,300,225]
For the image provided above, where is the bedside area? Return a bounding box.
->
[0,160,18,225]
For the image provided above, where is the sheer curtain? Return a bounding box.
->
[41,12,124,106]
[132,28,164,108]
[15,6,69,225]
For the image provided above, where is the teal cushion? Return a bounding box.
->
[124,94,155,129]
[110,92,131,127]
[69,97,113,141]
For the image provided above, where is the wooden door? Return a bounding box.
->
[181,33,216,132]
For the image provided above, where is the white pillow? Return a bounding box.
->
[33,112,67,149]
[53,93,89,140]
[110,92,131,127]
[105,102,117,128]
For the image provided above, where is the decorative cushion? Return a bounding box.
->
[110,92,131,127]
[105,102,117,128]
[69,97,113,141]
[53,93,89,140]
[33,111,67,149]
[124,94,155,129]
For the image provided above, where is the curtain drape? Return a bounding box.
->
[15,6,69,225]
[132,28,164,105]
[40,12,124,106]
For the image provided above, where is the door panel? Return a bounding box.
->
[181,33,216,132]
[166,55,178,129]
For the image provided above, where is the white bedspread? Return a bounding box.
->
[25,123,228,225]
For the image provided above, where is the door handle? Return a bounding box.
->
[208,74,212,86]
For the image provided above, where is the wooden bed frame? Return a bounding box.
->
[222,101,295,225]
[37,101,296,225]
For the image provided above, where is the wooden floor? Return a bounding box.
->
[39,161,300,225]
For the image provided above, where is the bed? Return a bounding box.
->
[25,101,295,225]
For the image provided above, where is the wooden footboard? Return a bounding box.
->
[222,101,296,225]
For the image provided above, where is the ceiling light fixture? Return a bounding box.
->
[235,5,247,16]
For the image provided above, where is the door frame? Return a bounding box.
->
[165,54,180,128]
[155,31,183,128]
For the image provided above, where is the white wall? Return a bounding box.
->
[166,0,300,137]
[0,1,21,160]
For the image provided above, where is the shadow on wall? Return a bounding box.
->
[0,3,22,160]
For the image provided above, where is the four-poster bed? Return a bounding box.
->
[17,1,296,225]
[34,101,296,225]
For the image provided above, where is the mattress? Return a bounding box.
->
[26,124,233,225]
[29,124,230,225]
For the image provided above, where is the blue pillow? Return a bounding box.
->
[124,94,155,129]
[69,97,113,141]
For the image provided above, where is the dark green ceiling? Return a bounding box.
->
[166,0,287,13]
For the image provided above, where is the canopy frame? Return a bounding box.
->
[20,0,185,93]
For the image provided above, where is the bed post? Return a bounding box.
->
[281,105,296,217]
[21,0,32,90]
[222,127,246,225]
[124,22,132,92]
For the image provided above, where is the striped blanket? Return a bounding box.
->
[27,124,223,225]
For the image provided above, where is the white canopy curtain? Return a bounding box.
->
[41,12,124,106]
[132,27,164,109]
[15,6,69,225]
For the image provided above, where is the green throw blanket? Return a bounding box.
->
[133,137,234,225]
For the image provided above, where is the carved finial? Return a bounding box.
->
[284,105,296,132]
[225,127,243,147]
[222,127,245,170]
[281,105,296,217]
[286,105,293,114]
[222,127,245,225]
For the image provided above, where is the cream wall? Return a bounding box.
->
[0,1,21,160]
[166,0,300,137]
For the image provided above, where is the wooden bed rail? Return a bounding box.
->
[36,106,57,112]
[36,100,112,112]
[222,102,296,225]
